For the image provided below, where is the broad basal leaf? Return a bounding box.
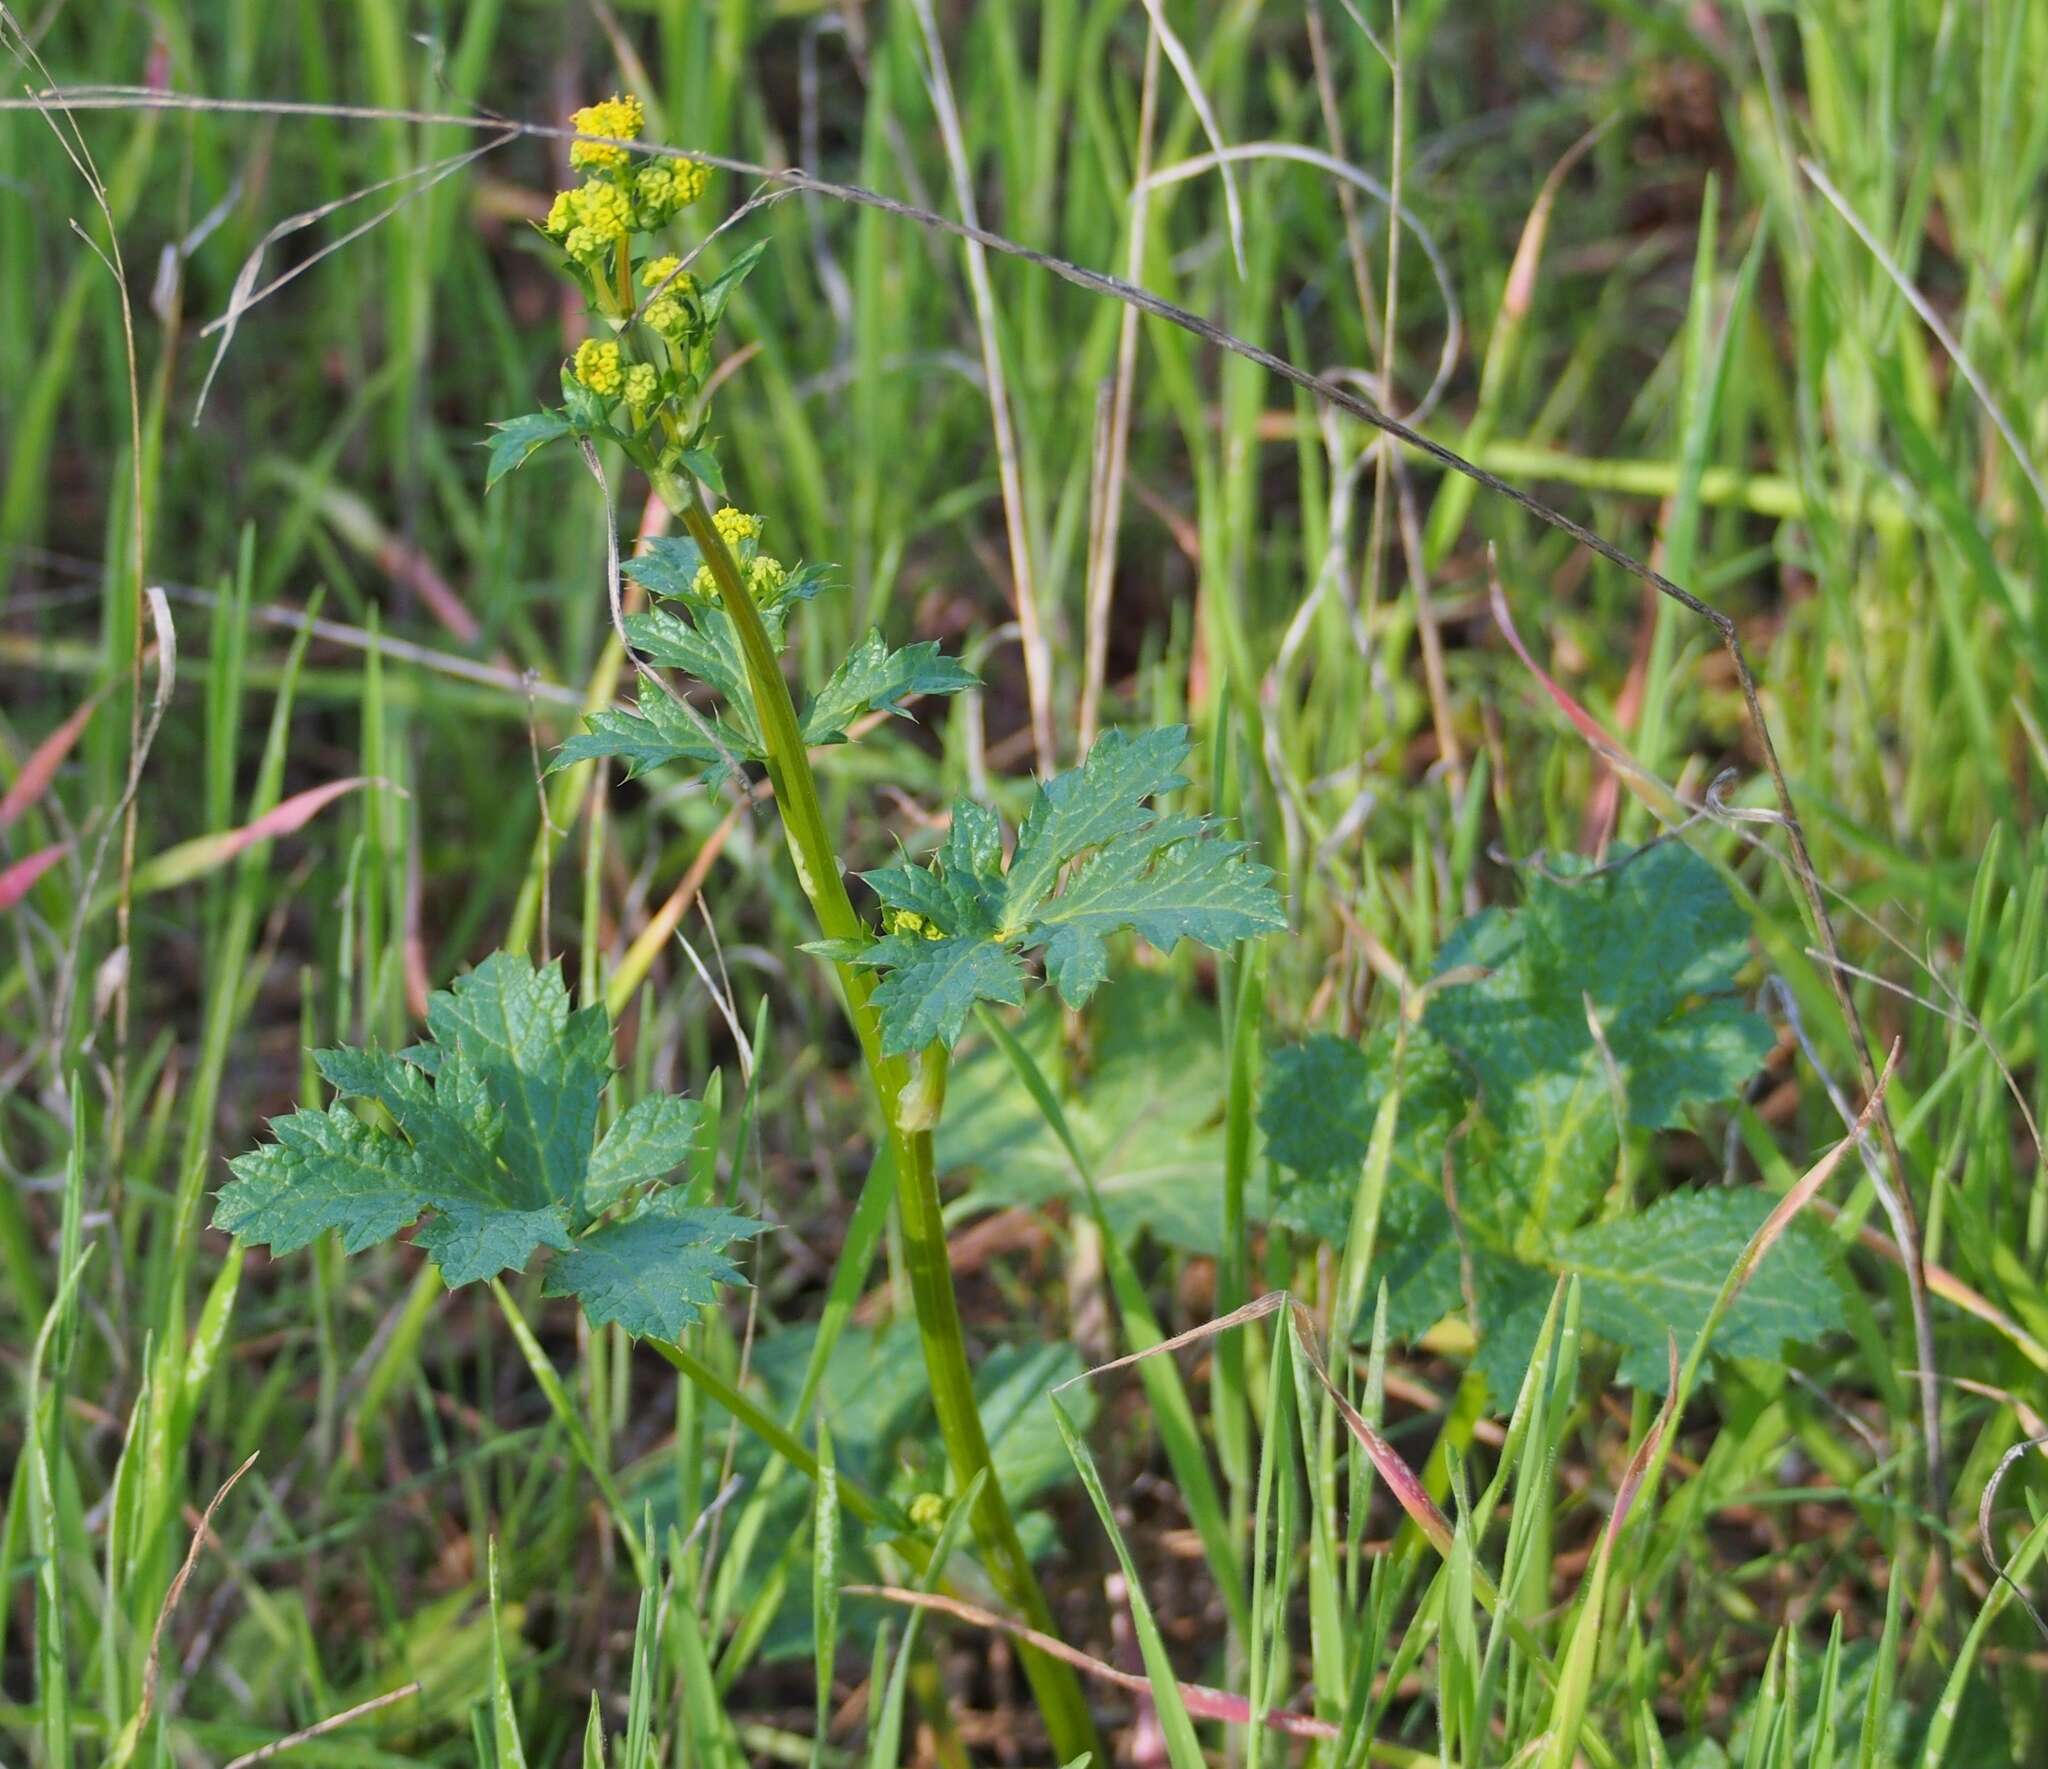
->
[849,727,1284,1054]
[1257,1028,1468,1244]
[1422,841,1776,1245]
[1259,843,1814,1403]
[215,953,747,1327]
[1560,1189,1837,1390]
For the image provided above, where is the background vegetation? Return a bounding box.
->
[2,0,2044,1763]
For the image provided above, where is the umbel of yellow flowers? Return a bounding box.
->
[692,507,787,602]
[541,95,737,485]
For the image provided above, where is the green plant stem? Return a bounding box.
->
[666,488,1102,1766]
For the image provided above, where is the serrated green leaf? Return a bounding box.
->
[217,954,749,1315]
[426,954,613,1219]
[622,534,710,603]
[1026,817,1284,1007]
[1002,725,1193,924]
[416,1203,576,1288]
[1259,1029,1468,1243]
[585,1096,708,1215]
[1558,1189,1838,1389]
[215,1102,428,1256]
[484,410,575,491]
[799,630,978,745]
[1258,1035,1374,1177]
[1423,842,1774,1243]
[543,1195,764,1340]
[550,693,748,779]
[854,728,1282,1053]
[624,608,747,704]
[312,1043,516,1204]
[1261,843,1797,1400]
[864,935,1026,1055]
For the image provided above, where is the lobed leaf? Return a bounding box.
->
[849,728,1283,1053]
[862,934,1028,1055]
[1259,843,1809,1400]
[425,953,613,1221]
[484,410,576,491]
[543,1195,764,1340]
[800,630,978,746]
[215,954,749,1321]
[216,1102,430,1258]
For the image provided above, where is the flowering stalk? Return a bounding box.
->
[667,485,1100,1764]
[496,98,1100,1758]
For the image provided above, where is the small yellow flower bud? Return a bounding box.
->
[712,506,760,545]
[641,254,682,288]
[569,95,645,171]
[748,555,788,600]
[623,362,660,410]
[573,338,625,397]
[908,1492,946,1532]
[544,189,576,237]
[644,296,686,338]
[569,178,633,245]
[632,163,678,226]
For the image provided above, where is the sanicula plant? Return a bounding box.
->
[212,96,1286,1764]
[13,6,2046,1758]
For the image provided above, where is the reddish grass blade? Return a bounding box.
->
[0,841,68,911]
[0,688,103,832]
[844,1585,1338,1741]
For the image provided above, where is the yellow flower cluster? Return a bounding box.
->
[569,95,644,170]
[885,908,946,942]
[640,255,699,336]
[623,361,660,411]
[538,99,727,446]
[542,96,709,273]
[633,160,709,227]
[572,338,623,397]
[688,509,786,601]
[712,506,759,545]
